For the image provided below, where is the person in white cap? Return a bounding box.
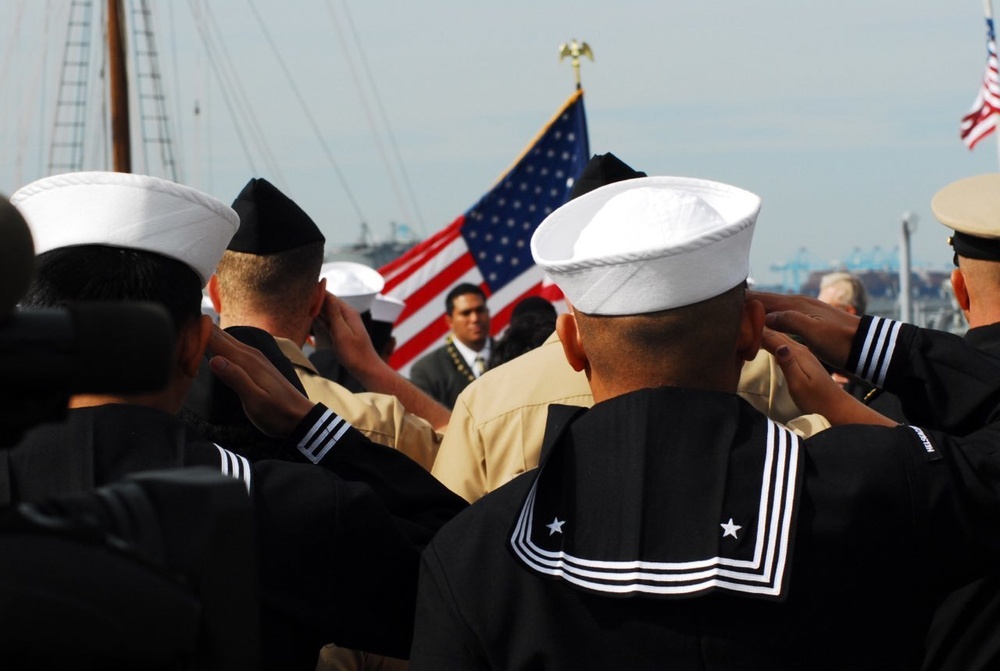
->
[209,177,448,470]
[9,171,466,669]
[858,173,1000,671]
[369,293,406,362]
[431,153,818,504]
[309,261,386,393]
[409,175,1000,669]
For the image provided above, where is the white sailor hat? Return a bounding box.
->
[530,176,760,315]
[370,293,405,324]
[319,261,386,313]
[10,171,238,286]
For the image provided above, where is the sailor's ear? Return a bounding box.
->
[556,312,588,372]
[952,267,970,312]
[207,274,222,313]
[737,298,765,362]
[309,278,327,319]
[178,314,213,378]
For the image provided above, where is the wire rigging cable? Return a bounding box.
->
[323,0,414,231]
[201,1,287,188]
[185,0,259,178]
[338,0,427,234]
[186,0,287,188]
[165,0,187,179]
[245,0,367,224]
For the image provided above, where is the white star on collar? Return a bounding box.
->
[546,517,566,536]
[720,518,742,539]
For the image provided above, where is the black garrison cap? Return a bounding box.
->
[569,152,647,201]
[228,177,325,254]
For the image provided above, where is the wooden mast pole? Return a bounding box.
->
[108,0,131,173]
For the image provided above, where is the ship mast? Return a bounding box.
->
[107,0,131,172]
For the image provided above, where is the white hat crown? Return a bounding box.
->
[531,176,760,315]
[319,261,386,313]
[11,171,238,286]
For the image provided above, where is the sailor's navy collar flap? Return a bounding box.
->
[538,404,590,466]
[509,387,803,602]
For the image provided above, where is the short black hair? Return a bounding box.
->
[444,283,486,315]
[20,245,202,333]
[487,311,555,369]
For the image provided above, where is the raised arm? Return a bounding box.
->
[759,327,895,427]
[316,293,451,432]
[751,291,1000,434]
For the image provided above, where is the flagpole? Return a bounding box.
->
[987,0,1000,171]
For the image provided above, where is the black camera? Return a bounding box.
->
[0,197,259,669]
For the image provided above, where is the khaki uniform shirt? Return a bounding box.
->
[275,338,442,471]
[432,332,829,502]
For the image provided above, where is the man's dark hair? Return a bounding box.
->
[20,245,202,333]
[444,283,486,315]
[488,311,555,370]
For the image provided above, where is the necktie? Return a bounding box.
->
[474,355,485,376]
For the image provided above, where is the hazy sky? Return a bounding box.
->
[2,0,998,286]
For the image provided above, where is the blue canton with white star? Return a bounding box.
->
[462,97,590,292]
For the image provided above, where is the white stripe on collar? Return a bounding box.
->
[509,419,801,598]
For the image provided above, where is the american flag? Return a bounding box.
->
[961,15,1000,149]
[379,90,589,375]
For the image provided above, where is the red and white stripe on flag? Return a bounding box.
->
[378,90,588,376]
[380,221,561,377]
[961,17,1000,149]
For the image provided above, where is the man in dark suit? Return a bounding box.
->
[409,283,491,409]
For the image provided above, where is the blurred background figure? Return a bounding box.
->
[310,261,385,392]
[370,293,406,363]
[488,296,556,370]
[817,271,868,316]
[817,271,873,400]
[409,283,491,409]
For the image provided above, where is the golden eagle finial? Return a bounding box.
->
[558,39,593,89]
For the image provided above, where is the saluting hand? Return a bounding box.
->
[206,326,316,437]
[761,327,895,428]
[748,291,860,371]
[315,292,382,379]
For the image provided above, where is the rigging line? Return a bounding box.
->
[188,0,272,183]
[135,0,180,181]
[199,2,282,187]
[129,1,152,176]
[321,0,412,230]
[35,0,56,178]
[245,0,366,223]
[0,0,28,90]
[9,0,39,185]
[165,0,187,181]
[96,0,108,172]
[202,1,287,188]
[339,0,426,234]
[184,0,260,178]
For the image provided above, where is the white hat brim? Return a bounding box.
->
[11,171,238,286]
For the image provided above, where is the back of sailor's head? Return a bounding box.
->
[215,178,326,320]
